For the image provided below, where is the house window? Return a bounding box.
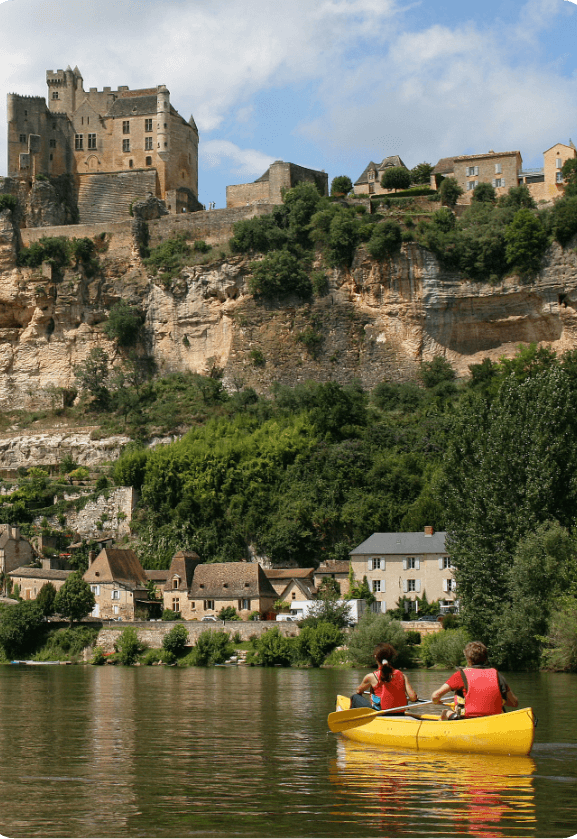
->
[495,163,502,174]
[122,139,130,152]
[556,158,563,169]
[90,585,100,595]
[111,590,120,600]
[466,166,479,177]
[173,578,179,589]
[372,580,381,593]
[52,91,59,100]
[75,134,83,150]
[407,579,416,592]
[443,579,456,592]
[145,136,153,150]
[172,597,180,612]
[19,134,26,143]
[404,557,419,570]
[368,170,375,181]
[557,171,564,183]
[204,599,215,610]
[123,121,130,134]
[113,605,119,615]
[493,178,505,188]
[240,599,250,610]
[369,558,382,570]
[49,139,56,148]
[439,557,452,569]
[467,180,478,191]
[129,159,133,168]
[88,134,96,150]
[291,592,296,599]
[370,601,381,613]
[145,118,153,132]
[146,156,152,166]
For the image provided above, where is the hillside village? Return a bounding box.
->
[0,66,575,641]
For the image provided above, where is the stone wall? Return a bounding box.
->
[226,181,271,209]
[147,204,275,247]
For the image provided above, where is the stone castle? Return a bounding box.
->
[7,66,200,223]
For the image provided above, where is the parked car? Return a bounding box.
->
[201,615,217,622]
[417,615,443,622]
[276,615,295,622]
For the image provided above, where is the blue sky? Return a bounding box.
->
[1,0,577,206]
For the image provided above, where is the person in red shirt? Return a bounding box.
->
[351,642,417,714]
[431,641,518,719]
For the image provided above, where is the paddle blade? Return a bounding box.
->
[327,707,378,733]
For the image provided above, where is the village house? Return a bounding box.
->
[84,548,154,621]
[452,150,523,199]
[313,559,350,596]
[349,527,454,615]
[353,155,408,196]
[0,525,34,573]
[8,567,73,600]
[226,160,328,208]
[146,568,170,600]
[263,567,315,598]
[163,557,277,620]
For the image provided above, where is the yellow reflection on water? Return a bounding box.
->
[330,739,536,837]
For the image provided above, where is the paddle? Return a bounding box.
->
[328,699,432,733]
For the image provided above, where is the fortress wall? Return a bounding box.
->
[146,203,276,246]
[226,181,271,208]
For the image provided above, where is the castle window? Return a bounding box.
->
[19,134,26,143]
[145,136,153,151]
[164,123,167,128]
[146,156,152,166]
[49,154,53,161]
[129,159,133,168]
[122,139,130,153]
[145,119,153,132]
[52,91,59,100]
[24,110,27,117]
[88,134,96,150]
[164,142,167,148]
[122,121,130,134]
[75,134,83,150]
[49,139,56,148]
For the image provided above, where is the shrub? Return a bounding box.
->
[249,348,265,367]
[230,213,289,254]
[296,327,323,357]
[144,234,191,276]
[248,627,294,666]
[162,623,189,657]
[0,194,17,212]
[420,627,470,668]
[347,612,412,668]
[405,630,422,645]
[367,221,403,260]
[248,250,312,299]
[115,627,144,665]
[311,270,329,296]
[35,626,98,661]
[217,606,240,621]
[472,182,497,204]
[91,646,106,665]
[103,300,144,347]
[439,177,463,208]
[442,614,461,630]
[194,240,211,253]
[0,601,44,659]
[162,608,181,621]
[295,621,344,666]
[504,208,548,275]
[330,175,353,196]
[551,196,577,246]
[540,598,577,671]
[419,356,455,388]
[142,648,163,666]
[189,629,234,666]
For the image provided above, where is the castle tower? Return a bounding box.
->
[46,66,83,115]
[156,85,170,194]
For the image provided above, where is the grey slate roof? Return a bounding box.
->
[351,531,447,555]
[432,157,454,175]
[108,96,158,118]
[354,161,379,185]
[263,567,315,581]
[9,567,73,581]
[189,562,277,599]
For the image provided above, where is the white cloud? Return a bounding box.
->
[202,140,275,178]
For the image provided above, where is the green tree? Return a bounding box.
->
[74,347,110,407]
[248,627,294,666]
[36,582,57,617]
[504,208,548,275]
[498,185,536,210]
[330,176,353,196]
[420,627,470,668]
[103,300,144,348]
[248,250,312,299]
[551,196,577,246]
[419,356,455,388]
[381,167,411,191]
[410,163,433,185]
[0,601,44,659]
[541,597,577,671]
[296,621,344,666]
[367,221,403,260]
[439,177,463,207]
[53,573,95,624]
[162,623,189,657]
[115,627,144,665]
[190,629,234,665]
[472,182,497,204]
[561,158,577,197]
[217,606,241,620]
[347,612,411,667]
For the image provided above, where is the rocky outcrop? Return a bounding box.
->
[25,180,74,228]
[0,210,17,274]
[132,194,168,221]
[0,212,576,409]
[0,430,131,472]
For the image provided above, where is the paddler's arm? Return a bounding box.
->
[355,673,377,695]
[431,682,451,705]
[403,673,418,702]
[504,685,519,708]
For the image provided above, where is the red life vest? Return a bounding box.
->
[460,667,504,718]
[372,669,407,710]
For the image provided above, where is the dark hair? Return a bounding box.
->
[374,642,398,683]
[464,641,488,665]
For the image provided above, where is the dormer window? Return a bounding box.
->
[368,170,375,181]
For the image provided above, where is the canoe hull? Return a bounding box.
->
[334,696,535,756]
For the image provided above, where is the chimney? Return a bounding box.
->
[11,526,19,541]
[424,526,434,537]
[88,550,96,565]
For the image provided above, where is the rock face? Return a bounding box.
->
[0,210,577,410]
[0,431,132,472]
[25,180,74,228]
[132,194,169,221]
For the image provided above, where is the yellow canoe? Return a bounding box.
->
[332,695,535,756]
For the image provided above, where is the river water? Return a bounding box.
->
[0,665,575,839]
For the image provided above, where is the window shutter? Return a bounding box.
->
[502,179,505,188]
[403,559,407,570]
[443,579,448,592]
[415,579,421,593]
[438,558,443,570]
[415,559,420,570]
[367,559,371,570]
[492,179,496,187]
[403,580,408,593]
[474,166,479,176]
[381,601,386,613]
[382,580,386,593]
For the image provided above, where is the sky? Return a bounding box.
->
[1,0,577,207]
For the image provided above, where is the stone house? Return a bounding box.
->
[349,527,454,615]
[429,157,454,189]
[276,577,317,607]
[8,567,73,600]
[163,559,277,620]
[83,548,152,621]
[452,150,523,200]
[263,567,315,598]
[7,66,200,224]
[0,525,35,573]
[313,559,350,597]
[541,142,577,199]
[226,160,328,208]
[145,568,170,600]
[353,155,408,196]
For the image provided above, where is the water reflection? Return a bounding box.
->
[330,738,536,838]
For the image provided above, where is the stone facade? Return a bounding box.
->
[353,155,408,196]
[453,150,522,199]
[7,66,199,224]
[263,567,315,598]
[9,566,72,600]
[350,529,455,614]
[226,161,328,208]
[0,525,34,573]
[313,559,350,596]
[542,143,577,199]
[84,547,152,621]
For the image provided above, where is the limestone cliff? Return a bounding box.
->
[0,209,576,413]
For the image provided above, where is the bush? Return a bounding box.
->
[248,627,294,666]
[442,614,461,630]
[347,612,412,668]
[296,327,323,357]
[419,356,455,388]
[35,626,98,661]
[405,630,422,645]
[194,240,211,253]
[367,221,403,260]
[439,177,463,208]
[0,601,44,659]
[249,348,265,367]
[0,194,17,212]
[144,234,191,276]
[420,628,470,668]
[295,621,344,666]
[115,627,144,665]
[91,646,106,665]
[189,629,234,666]
[162,623,189,657]
[142,648,163,666]
[103,300,144,347]
[162,608,181,621]
[330,176,353,197]
[551,196,577,246]
[248,250,312,299]
[217,606,240,621]
[504,208,548,275]
[541,598,577,671]
[472,182,497,204]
